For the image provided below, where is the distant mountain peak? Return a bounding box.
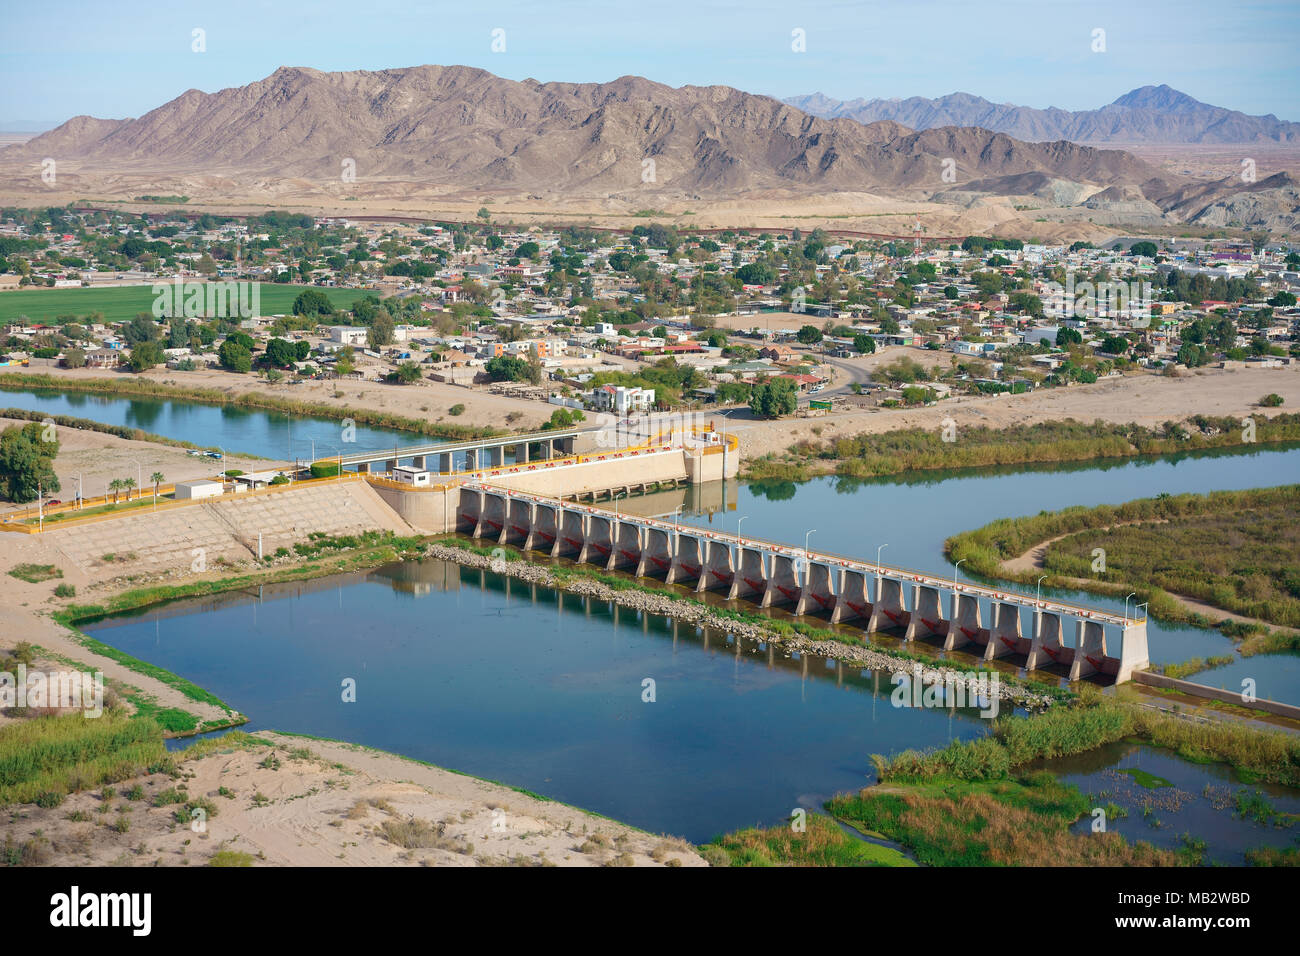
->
[1109,85,1206,113]
[785,86,1299,144]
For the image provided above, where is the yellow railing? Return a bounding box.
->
[0,474,368,534]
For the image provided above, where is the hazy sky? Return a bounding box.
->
[3,0,1297,125]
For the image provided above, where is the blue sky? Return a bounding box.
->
[3,0,1297,125]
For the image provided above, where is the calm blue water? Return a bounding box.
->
[681,446,1300,701]
[85,561,991,842]
[0,386,428,460]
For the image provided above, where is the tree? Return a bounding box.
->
[1269,291,1297,307]
[748,378,798,418]
[1177,342,1208,368]
[108,478,123,504]
[264,337,298,367]
[335,346,356,377]
[123,313,159,346]
[151,471,164,502]
[735,262,775,285]
[368,310,395,349]
[485,355,530,382]
[1056,327,1083,347]
[392,361,422,384]
[0,422,59,504]
[1129,241,1158,258]
[1100,334,1130,355]
[292,289,335,316]
[218,339,253,373]
[123,477,136,501]
[127,340,164,372]
[796,324,822,345]
[943,285,959,300]
[879,317,900,335]
[853,333,876,354]
[62,348,86,369]
[1009,292,1044,317]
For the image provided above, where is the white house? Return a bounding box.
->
[329,326,369,346]
[588,384,655,414]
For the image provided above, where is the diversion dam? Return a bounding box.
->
[14,423,1154,685]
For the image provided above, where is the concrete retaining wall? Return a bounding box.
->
[1134,671,1300,720]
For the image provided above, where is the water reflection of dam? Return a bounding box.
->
[369,557,462,596]
[612,478,735,523]
[463,561,996,721]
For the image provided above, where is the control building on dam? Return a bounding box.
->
[359,424,1148,685]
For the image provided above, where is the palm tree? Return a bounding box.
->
[151,472,164,502]
[123,477,136,502]
[108,478,122,503]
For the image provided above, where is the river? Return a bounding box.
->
[0,384,429,460]
[28,387,1300,849]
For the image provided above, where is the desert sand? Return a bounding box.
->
[2,730,704,867]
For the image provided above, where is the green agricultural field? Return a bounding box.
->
[0,283,369,324]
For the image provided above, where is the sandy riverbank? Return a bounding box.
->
[3,730,704,867]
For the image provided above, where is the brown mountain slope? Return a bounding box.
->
[5,64,1177,200]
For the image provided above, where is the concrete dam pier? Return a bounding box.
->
[458,483,1150,685]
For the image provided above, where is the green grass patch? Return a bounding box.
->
[707,813,916,866]
[207,850,255,867]
[0,283,364,325]
[874,696,1300,789]
[7,563,63,583]
[945,485,1300,632]
[827,771,1176,867]
[0,713,166,806]
[1118,768,1174,789]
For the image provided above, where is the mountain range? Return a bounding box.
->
[7,65,1172,197]
[784,86,1300,145]
[3,67,1296,233]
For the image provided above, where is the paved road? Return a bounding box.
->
[816,352,874,397]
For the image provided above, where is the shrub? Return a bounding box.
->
[309,462,340,479]
[208,850,255,867]
[1261,393,1284,407]
[53,583,76,598]
[8,564,63,583]
[448,404,466,416]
